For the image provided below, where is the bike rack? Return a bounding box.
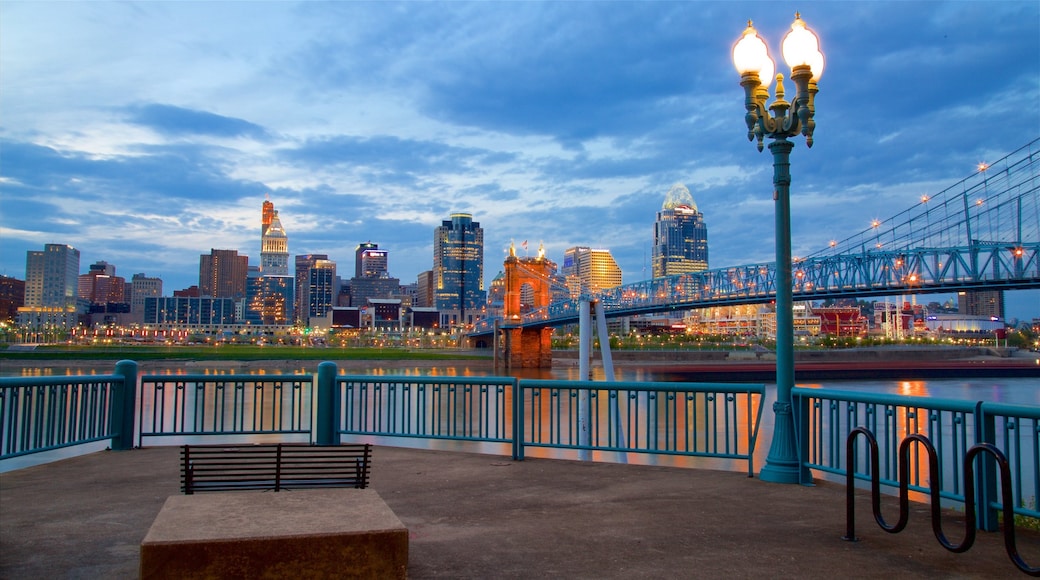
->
[843,427,1038,576]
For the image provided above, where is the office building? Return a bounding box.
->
[305,259,337,326]
[199,249,248,299]
[130,273,163,321]
[244,275,294,326]
[143,296,236,326]
[415,270,434,308]
[561,246,622,297]
[355,242,380,278]
[78,261,126,306]
[295,254,330,325]
[0,275,25,323]
[958,290,1005,320]
[358,246,388,278]
[260,201,289,276]
[18,243,80,331]
[350,242,398,308]
[433,213,486,328]
[652,183,708,278]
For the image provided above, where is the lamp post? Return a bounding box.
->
[733,13,823,484]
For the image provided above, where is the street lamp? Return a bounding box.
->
[733,13,823,484]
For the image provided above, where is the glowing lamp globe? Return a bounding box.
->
[781,13,823,79]
[732,21,775,84]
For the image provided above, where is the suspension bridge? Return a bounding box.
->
[472,139,1040,335]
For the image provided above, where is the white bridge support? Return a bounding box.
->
[577,298,615,382]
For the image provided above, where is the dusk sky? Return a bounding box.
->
[1,1,1038,320]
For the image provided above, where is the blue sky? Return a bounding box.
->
[1,1,1038,321]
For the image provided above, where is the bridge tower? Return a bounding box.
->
[501,243,554,368]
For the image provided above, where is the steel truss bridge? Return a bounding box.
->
[472,139,1040,333]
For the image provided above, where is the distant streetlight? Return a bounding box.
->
[733,13,823,484]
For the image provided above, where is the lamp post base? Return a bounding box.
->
[759,401,812,484]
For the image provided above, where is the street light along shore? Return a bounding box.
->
[733,13,823,484]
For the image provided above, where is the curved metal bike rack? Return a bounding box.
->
[843,426,1038,576]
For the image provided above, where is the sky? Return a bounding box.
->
[1,1,1038,321]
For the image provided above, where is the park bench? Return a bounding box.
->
[180,443,371,494]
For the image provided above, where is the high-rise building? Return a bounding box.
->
[561,246,622,297]
[305,259,337,326]
[0,275,25,323]
[358,246,388,278]
[295,254,329,325]
[260,201,289,276]
[78,261,126,306]
[19,243,81,331]
[199,249,249,299]
[433,213,486,328]
[355,242,379,278]
[652,183,708,278]
[130,273,163,322]
[415,270,434,308]
[958,290,1005,320]
[245,275,294,326]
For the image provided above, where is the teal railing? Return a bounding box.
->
[0,360,136,458]
[337,375,513,445]
[793,387,1040,528]
[4,360,1037,533]
[137,373,313,446]
[515,380,764,477]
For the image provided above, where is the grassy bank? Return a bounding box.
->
[0,345,490,362]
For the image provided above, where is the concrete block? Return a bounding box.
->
[140,489,407,579]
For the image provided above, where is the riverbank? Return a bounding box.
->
[2,346,1038,379]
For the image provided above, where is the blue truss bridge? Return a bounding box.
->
[472,139,1040,334]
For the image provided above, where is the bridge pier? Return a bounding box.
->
[502,326,553,368]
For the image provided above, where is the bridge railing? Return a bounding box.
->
[793,387,1040,528]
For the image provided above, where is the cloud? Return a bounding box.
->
[125,104,269,140]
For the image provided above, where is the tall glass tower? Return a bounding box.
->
[652,183,708,278]
[433,213,485,328]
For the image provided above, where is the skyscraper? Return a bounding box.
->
[302,259,337,326]
[260,202,289,276]
[652,183,708,278]
[561,246,622,297]
[357,245,388,278]
[433,213,486,328]
[355,242,379,278]
[295,254,329,325]
[19,243,80,332]
[199,249,249,299]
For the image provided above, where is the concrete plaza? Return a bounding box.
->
[1,445,1037,578]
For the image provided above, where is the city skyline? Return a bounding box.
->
[1,2,1038,320]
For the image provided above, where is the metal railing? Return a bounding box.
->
[137,373,314,446]
[516,380,764,476]
[337,375,513,444]
[332,375,765,474]
[793,386,1040,528]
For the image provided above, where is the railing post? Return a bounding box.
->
[111,360,138,451]
[316,362,339,445]
[974,402,998,531]
[512,379,524,460]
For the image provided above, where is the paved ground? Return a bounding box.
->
[1,445,1037,579]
